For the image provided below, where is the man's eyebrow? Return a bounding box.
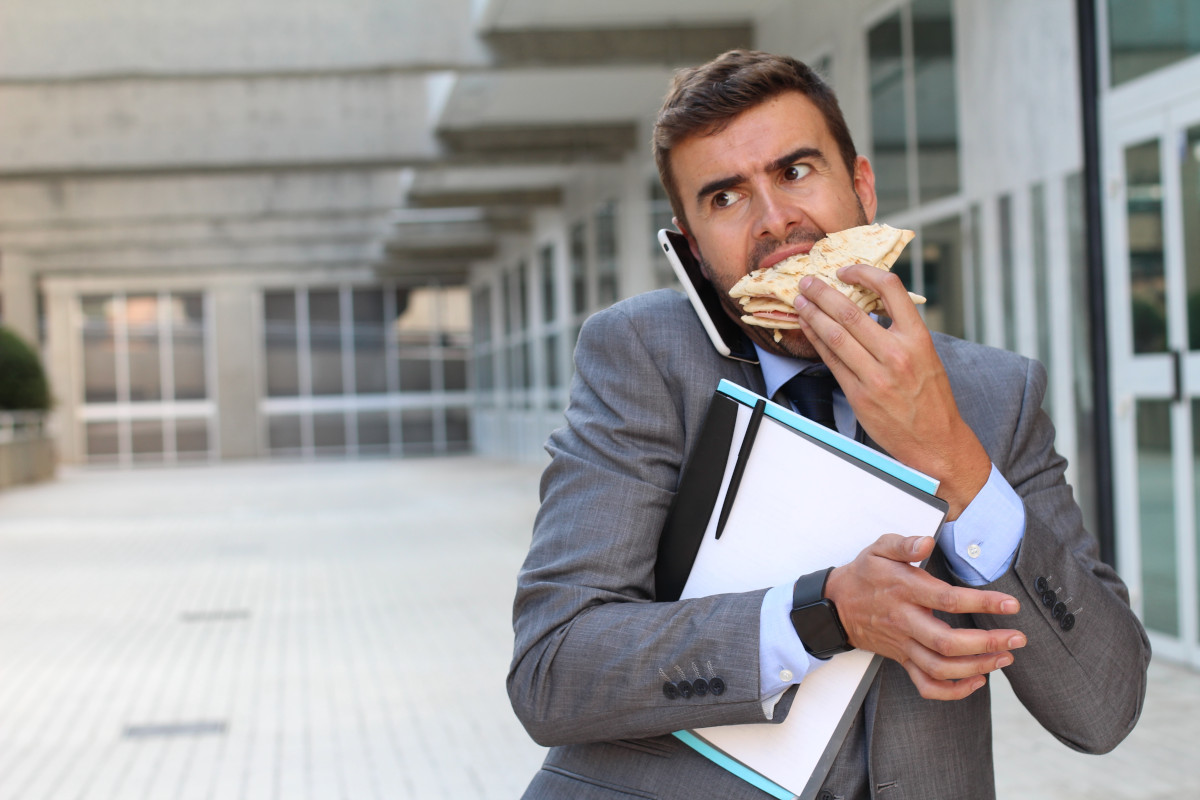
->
[693,147,830,207]
[768,147,827,173]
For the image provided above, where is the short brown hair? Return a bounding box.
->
[653,49,858,227]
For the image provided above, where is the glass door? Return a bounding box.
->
[1106,95,1200,666]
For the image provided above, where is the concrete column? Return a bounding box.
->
[1,251,38,345]
[211,284,262,459]
[42,283,80,463]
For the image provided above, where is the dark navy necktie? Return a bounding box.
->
[778,365,839,430]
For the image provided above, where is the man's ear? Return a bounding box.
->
[852,156,878,224]
[672,217,708,277]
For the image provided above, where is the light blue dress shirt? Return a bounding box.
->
[751,345,1026,712]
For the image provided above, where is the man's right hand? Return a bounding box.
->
[824,534,1025,701]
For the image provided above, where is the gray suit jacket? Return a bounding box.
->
[508,289,1150,800]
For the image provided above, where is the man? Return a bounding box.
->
[508,50,1149,799]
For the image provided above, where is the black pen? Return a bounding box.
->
[714,398,766,539]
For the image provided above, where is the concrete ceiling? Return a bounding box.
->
[0,0,769,287]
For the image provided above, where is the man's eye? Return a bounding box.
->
[713,190,740,208]
[784,164,812,182]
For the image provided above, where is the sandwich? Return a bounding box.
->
[728,223,923,341]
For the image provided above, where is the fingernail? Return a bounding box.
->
[1001,599,1020,614]
[1008,634,1027,649]
[794,294,808,309]
[997,654,1013,669]
[911,537,924,556]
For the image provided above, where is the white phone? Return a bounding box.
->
[658,229,758,363]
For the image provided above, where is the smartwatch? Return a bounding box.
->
[790,567,853,660]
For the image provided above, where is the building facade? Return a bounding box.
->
[1,1,1198,665]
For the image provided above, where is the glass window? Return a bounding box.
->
[308,289,343,396]
[445,407,471,452]
[130,419,164,461]
[312,413,346,453]
[869,11,909,217]
[1184,125,1200,351]
[268,415,303,453]
[175,418,209,457]
[540,244,556,324]
[913,0,960,204]
[922,215,965,339]
[1108,0,1200,86]
[1138,399,1178,635]
[86,421,120,461]
[969,204,986,343]
[998,194,1017,353]
[82,295,118,403]
[1032,183,1053,412]
[570,221,588,315]
[1067,171,1099,538]
[264,291,300,397]
[352,289,387,394]
[1126,139,1167,354]
[649,181,676,289]
[356,411,391,453]
[125,294,161,402]
[596,201,619,307]
[402,409,436,454]
[171,293,207,401]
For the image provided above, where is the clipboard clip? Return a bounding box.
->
[714,398,766,539]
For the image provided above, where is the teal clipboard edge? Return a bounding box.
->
[671,731,796,800]
[716,379,939,496]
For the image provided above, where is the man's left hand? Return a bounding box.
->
[793,265,991,519]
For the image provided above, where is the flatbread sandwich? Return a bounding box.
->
[728,223,923,341]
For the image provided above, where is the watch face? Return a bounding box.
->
[790,599,848,656]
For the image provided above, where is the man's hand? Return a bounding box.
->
[793,265,991,518]
[825,535,1024,701]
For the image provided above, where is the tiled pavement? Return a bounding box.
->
[0,457,1196,799]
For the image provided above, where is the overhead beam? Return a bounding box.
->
[437,123,638,163]
[482,24,753,67]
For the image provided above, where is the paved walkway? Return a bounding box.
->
[0,457,1196,799]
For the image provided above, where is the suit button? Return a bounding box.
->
[677,680,693,699]
[709,677,726,696]
[1041,589,1057,607]
[1060,613,1076,632]
[1035,576,1049,594]
[662,682,679,700]
[818,791,836,800]
[1052,602,1066,620]
[692,678,709,697]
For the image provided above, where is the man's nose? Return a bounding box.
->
[754,189,801,241]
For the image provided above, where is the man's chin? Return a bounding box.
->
[748,325,821,361]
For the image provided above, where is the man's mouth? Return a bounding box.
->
[758,243,814,271]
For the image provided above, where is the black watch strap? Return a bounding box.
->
[793,567,834,609]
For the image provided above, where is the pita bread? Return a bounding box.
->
[728,223,923,341]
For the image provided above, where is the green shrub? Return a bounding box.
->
[0,326,51,411]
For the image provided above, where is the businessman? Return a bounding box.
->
[508,49,1150,799]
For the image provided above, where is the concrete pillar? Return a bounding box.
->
[42,283,81,463]
[211,284,262,459]
[1,251,38,345]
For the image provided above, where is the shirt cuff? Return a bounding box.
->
[938,463,1025,586]
[758,582,827,717]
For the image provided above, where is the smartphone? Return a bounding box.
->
[658,229,758,363]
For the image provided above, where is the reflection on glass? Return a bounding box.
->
[999,195,1016,352]
[312,413,346,453]
[913,0,960,203]
[969,204,985,343]
[1184,126,1200,350]
[1108,0,1200,85]
[1138,399,1178,635]
[446,408,471,451]
[264,291,299,397]
[86,421,120,460]
[171,293,206,401]
[1126,140,1167,353]
[352,289,387,395]
[1032,184,1053,412]
[126,294,161,402]
[402,409,436,454]
[1067,172,1100,538]
[596,201,619,307]
[308,289,343,396]
[130,419,164,460]
[869,12,908,216]
[922,215,964,338]
[82,295,117,403]
[400,357,434,392]
[570,222,588,315]
[175,418,209,456]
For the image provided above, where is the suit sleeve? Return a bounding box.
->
[506,304,775,747]
[961,353,1151,754]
